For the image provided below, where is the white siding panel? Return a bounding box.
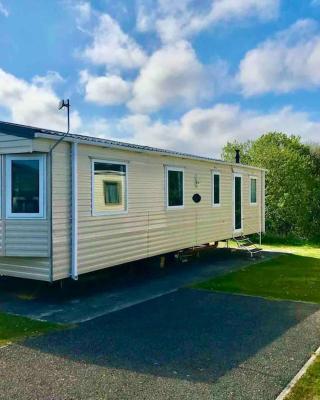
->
[243,172,261,235]
[5,220,49,257]
[0,257,50,281]
[0,133,32,154]
[72,144,264,277]
[51,142,71,280]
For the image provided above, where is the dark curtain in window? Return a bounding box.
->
[104,182,121,204]
[234,176,242,230]
[214,174,220,204]
[168,170,183,206]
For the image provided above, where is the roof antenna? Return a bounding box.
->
[50,99,71,152]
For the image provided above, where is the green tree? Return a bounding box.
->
[222,133,320,240]
[221,140,253,165]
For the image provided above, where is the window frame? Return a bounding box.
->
[165,166,185,210]
[211,170,221,207]
[6,154,46,219]
[249,176,258,206]
[91,159,128,216]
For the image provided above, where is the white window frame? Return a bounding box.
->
[6,154,46,219]
[249,176,258,206]
[212,170,221,207]
[91,159,128,216]
[165,166,185,209]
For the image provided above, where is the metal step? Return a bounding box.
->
[234,235,262,258]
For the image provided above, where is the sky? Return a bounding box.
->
[1,0,320,157]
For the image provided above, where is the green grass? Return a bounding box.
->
[261,243,320,259]
[286,356,320,400]
[228,240,320,259]
[193,244,320,303]
[0,312,65,346]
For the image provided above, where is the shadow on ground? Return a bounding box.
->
[0,248,279,323]
[23,287,320,384]
[0,248,249,300]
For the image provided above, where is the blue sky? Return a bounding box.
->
[1,0,320,156]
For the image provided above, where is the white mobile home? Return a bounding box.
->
[0,121,265,281]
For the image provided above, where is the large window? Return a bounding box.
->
[250,177,257,204]
[166,167,184,208]
[6,155,46,218]
[212,171,221,206]
[92,160,127,214]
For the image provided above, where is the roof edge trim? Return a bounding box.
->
[34,132,267,172]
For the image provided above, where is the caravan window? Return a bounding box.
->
[212,171,221,206]
[93,161,127,214]
[104,181,121,204]
[250,177,257,204]
[166,167,184,208]
[6,155,46,218]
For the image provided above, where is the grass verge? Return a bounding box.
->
[285,356,320,400]
[193,243,320,303]
[0,312,66,346]
[193,253,320,303]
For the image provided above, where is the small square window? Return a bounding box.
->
[104,181,121,205]
[93,161,127,214]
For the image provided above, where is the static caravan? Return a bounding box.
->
[0,121,266,282]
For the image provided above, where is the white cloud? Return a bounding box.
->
[239,19,320,95]
[80,70,131,106]
[0,1,8,17]
[0,69,81,131]
[73,1,92,31]
[75,1,92,22]
[137,0,279,43]
[128,41,227,113]
[82,13,147,70]
[90,104,320,158]
[32,71,64,88]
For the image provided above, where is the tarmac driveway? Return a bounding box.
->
[1,287,320,400]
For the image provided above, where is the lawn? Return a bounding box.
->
[261,243,320,259]
[193,245,320,303]
[285,356,320,400]
[0,312,65,346]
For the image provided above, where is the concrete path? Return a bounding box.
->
[1,288,320,400]
[0,249,276,323]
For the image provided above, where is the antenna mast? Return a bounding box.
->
[50,99,71,152]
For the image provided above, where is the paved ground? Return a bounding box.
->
[1,288,320,400]
[0,248,275,323]
[1,248,319,400]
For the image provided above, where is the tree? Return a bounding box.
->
[221,140,253,165]
[222,133,320,240]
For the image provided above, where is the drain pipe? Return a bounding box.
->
[50,99,78,281]
[71,141,78,280]
[259,170,262,247]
